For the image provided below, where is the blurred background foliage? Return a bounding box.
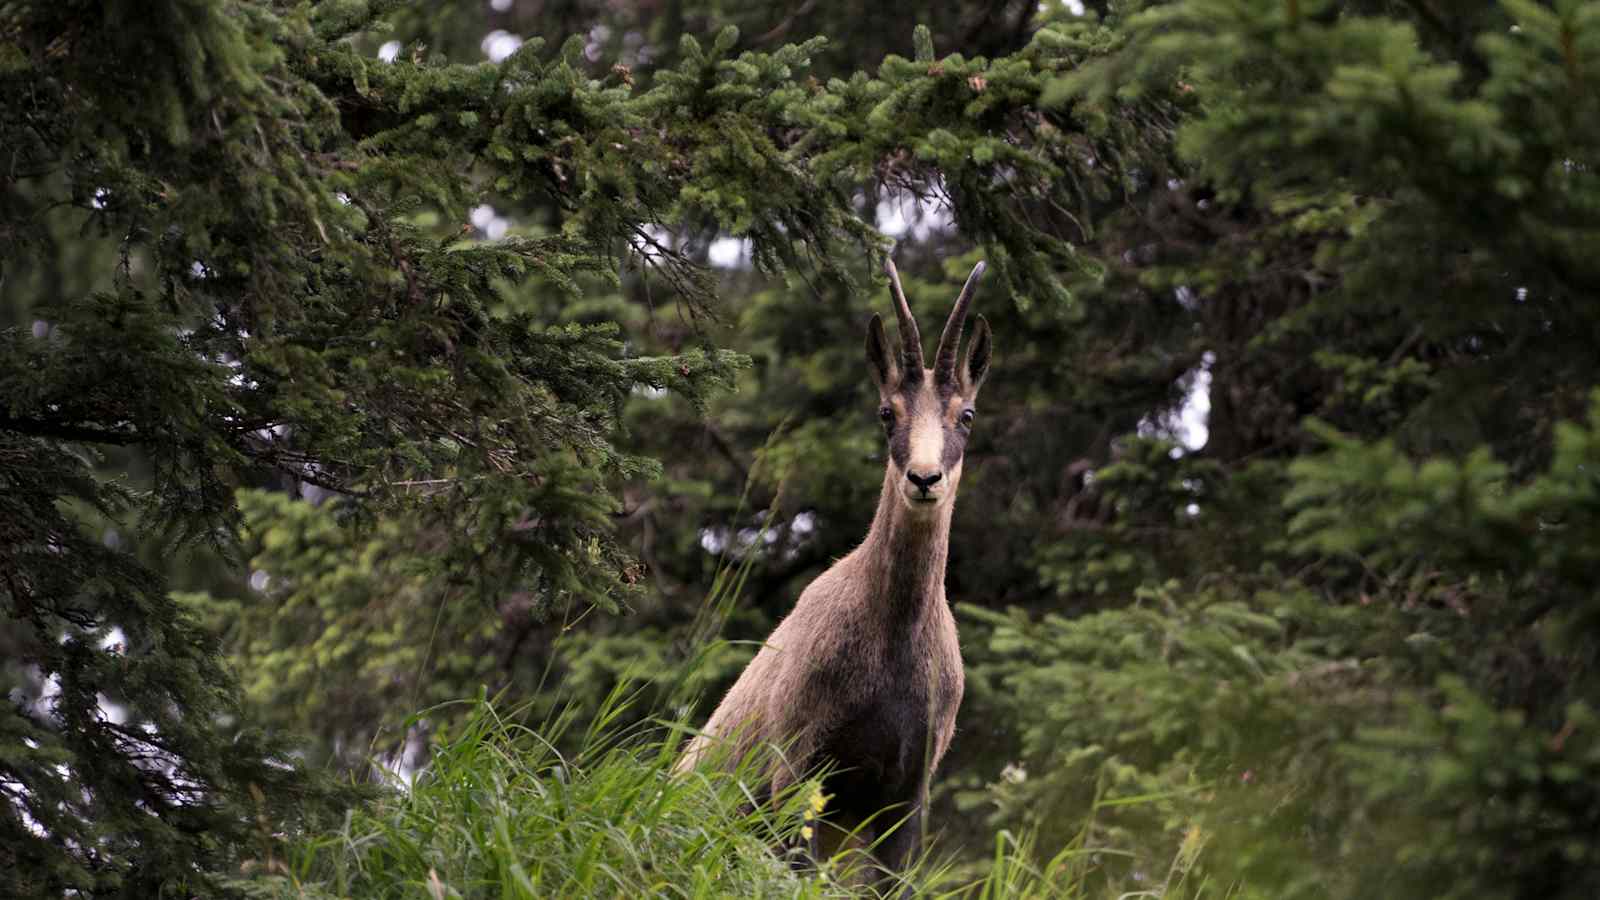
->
[5,0,1600,897]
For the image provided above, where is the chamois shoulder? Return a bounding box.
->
[800,550,876,605]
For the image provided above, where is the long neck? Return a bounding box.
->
[860,467,953,621]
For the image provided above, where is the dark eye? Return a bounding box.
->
[959,408,975,428]
[879,406,894,426]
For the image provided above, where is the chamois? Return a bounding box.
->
[676,257,993,875]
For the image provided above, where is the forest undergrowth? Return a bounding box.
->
[232,689,1225,900]
[238,522,1223,900]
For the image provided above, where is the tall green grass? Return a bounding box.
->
[232,687,1231,899]
[233,690,859,898]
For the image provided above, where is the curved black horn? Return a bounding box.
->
[934,261,986,385]
[883,256,925,377]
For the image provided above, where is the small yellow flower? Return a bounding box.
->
[801,825,814,841]
[808,788,828,816]
[1176,823,1207,874]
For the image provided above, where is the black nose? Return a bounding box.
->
[907,470,942,491]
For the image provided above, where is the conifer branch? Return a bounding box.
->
[0,415,139,445]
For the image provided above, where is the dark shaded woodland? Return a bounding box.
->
[4,1,1600,897]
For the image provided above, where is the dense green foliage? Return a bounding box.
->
[6,0,1600,897]
[235,696,1218,900]
[234,697,871,899]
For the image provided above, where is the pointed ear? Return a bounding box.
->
[866,313,898,391]
[962,315,992,393]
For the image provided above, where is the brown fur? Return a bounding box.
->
[676,259,993,876]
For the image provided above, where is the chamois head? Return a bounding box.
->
[866,258,993,516]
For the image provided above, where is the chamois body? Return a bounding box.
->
[678,258,994,874]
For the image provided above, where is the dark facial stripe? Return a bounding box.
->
[888,392,914,468]
[941,423,968,470]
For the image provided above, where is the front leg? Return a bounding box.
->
[874,794,923,877]
[768,718,823,867]
[767,719,818,806]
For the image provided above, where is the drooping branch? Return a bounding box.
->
[0,415,140,445]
